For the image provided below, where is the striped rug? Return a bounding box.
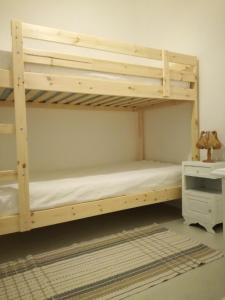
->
[0,223,223,299]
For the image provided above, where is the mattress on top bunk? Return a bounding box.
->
[0,50,188,88]
[0,161,181,216]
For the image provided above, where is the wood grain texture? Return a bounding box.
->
[0,124,15,134]
[191,60,200,160]
[0,186,181,235]
[0,170,17,181]
[12,20,31,231]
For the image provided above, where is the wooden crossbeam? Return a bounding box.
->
[24,49,196,82]
[0,124,15,134]
[22,23,162,60]
[24,72,196,101]
[0,170,17,181]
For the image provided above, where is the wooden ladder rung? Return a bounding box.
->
[0,124,15,134]
[0,170,17,181]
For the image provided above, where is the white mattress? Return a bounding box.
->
[0,161,181,216]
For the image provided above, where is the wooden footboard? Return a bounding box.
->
[0,186,181,235]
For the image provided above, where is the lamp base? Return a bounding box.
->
[202,148,213,163]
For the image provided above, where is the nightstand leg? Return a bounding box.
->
[183,217,216,234]
[183,216,195,226]
[203,224,215,234]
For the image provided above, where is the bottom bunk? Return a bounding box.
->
[0,161,182,235]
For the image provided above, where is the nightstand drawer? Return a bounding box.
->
[183,190,223,223]
[185,193,210,215]
[184,165,211,178]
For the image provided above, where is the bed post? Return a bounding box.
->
[11,20,31,231]
[191,59,200,160]
[162,50,170,97]
[138,110,144,160]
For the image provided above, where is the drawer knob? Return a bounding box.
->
[208,209,212,213]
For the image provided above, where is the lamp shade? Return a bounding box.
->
[196,131,222,162]
[208,131,221,149]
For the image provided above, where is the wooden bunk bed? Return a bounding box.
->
[0,20,199,235]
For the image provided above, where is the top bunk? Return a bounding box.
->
[0,20,198,112]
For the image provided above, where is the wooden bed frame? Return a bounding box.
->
[0,20,199,235]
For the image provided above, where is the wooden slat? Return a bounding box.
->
[60,93,85,104]
[135,99,166,108]
[130,98,156,107]
[99,96,130,106]
[24,72,196,101]
[57,93,82,104]
[89,95,114,106]
[45,92,71,104]
[24,49,162,79]
[24,49,196,83]
[0,170,17,181]
[171,86,195,100]
[25,89,39,101]
[22,22,197,66]
[24,72,161,98]
[0,101,134,111]
[12,20,31,231]
[113,97,149,107]
[108,97,138,107]
[22,23,162,60]
[122,99,151,108]
[0,123,15,134]
[75,95,101,105]
[170,69,195,82]
[168,51,197,66]
[142,99,170,107]
[0,69,12,88]
[33,91,57,103]
[70,93,97,105]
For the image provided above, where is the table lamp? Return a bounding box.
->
[196,131,222,162]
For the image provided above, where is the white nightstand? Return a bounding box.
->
[182,161,225,233]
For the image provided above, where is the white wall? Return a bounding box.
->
[0,108,137,171]
[138,0,225,162]
[0,0,224,171]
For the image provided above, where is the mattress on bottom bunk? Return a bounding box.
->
[0,161,181,216]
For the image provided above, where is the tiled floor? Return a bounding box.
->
[0,202,224,300]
